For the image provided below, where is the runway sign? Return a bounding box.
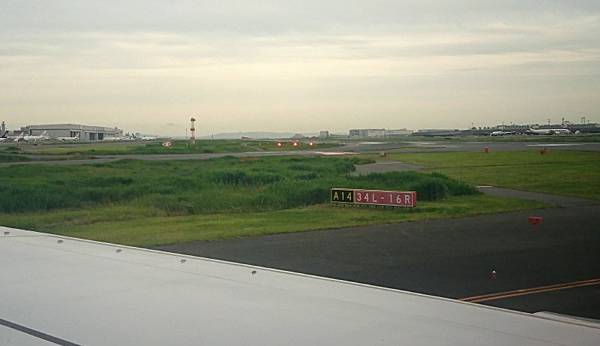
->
[331,188,416,208]
[331,189,354,204]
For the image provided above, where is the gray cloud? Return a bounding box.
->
[1,1,599,134]
[2,1,599,34]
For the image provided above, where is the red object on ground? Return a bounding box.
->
[483,147,489,153]
[491,270,497,280]
[528,216,543,225]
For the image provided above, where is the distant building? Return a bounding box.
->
[384,129,412,137]
[349,129,386,138]
[319,131,329,139]
[20,124,123,141]
[413,129,462,137]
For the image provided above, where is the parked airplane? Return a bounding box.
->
[56,135,80,141]
[527,128,571,135]
[138,135,158,141]
[132,133,158,141]
[104,135,135,141]
[12,133,25,142]
[490,131,516,136]
[21,131,50,142]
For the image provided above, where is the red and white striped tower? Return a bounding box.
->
[190,117,196,145]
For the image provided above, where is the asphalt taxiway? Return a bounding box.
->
[2,140,599,167]
[156,189,600,319]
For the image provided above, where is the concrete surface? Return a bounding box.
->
[156,189,600,319]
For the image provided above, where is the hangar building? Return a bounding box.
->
[20,124,123,141]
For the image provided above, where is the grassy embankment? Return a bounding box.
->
[0,156,542,246]
[388,150,600,200]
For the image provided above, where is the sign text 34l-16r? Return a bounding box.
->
[331,188,417,208]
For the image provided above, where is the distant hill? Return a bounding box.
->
[199,132,318,140]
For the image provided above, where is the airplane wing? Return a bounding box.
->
[1,226,599,346]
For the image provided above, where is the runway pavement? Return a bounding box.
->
[156,189,600,319]
[2,140,599,167]
[0,150,356,167]
[343,141,600,153]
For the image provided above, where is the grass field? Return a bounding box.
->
[0,154,546,246]
[388,150,600,199]
[0,156,476,214]
[2,139,340,156]
[0,195,544,247]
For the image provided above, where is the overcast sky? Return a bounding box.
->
[1,1,599,135]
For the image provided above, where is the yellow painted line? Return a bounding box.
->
[461,278,600,303]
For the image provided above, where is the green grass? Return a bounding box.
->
[0,156,479,214]
[0,155,544,246]
[0,195,545,247]
[388,150,600,200]
[12,139,340,156]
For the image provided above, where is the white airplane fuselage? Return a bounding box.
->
[104,136,135,141]
[56,137,80,141]
[528,128,571,135]
[23,136,49,142]
[490,131,516,136]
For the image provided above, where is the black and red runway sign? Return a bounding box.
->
[331,188,417,208]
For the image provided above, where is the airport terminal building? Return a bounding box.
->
[349,129,386,137]
[20,124,123,141]
[349,128,413,138]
